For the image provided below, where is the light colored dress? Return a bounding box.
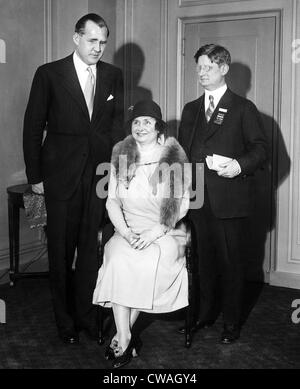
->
[93,145,189,313]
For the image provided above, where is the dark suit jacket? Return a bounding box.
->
[178,88,267,218]
[23,54,124,200]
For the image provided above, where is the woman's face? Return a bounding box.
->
[131,116,158,145]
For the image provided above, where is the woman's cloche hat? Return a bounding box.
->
[128,100,167,127]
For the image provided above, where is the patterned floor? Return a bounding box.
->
[0,278,299,370]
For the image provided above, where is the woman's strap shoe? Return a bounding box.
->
[105,338,118,360]
[112,347,133,369]
[112,337,136,369]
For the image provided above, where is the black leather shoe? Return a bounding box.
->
[220,325,240,344]
[106,336,142,361]
[177,320,215,335]
[59,329,79,344]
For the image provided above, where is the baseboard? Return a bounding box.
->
[269,270,300,290]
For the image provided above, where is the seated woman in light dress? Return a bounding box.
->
[93,100,191,368]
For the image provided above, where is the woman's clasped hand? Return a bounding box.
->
[123,225,167,250]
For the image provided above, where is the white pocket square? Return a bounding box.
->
[107,94,114,101]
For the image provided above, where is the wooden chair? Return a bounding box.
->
[96,217,195,348]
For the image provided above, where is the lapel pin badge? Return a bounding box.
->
[214,112,225,125]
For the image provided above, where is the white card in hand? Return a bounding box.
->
[206,154,233,171]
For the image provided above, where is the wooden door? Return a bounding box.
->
[182,17,278,282]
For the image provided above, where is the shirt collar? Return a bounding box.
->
[204,84,227,105]
[73,51,97,76]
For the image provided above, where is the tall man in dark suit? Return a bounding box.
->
[178,44,267,343]
[23,14,124,344]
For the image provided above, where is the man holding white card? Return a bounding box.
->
[23,14,124,344]
[178,44,267,344]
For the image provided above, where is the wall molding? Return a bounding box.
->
[274,0,300,276]
[123,0,134,109]
[291,0,300,263]
[160,0,168,120]
[288,0,297,263]
[179,0,250,7]
[44,0,52,63]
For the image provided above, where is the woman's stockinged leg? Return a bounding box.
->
[130,309,140,328]
[108,308,140,359]
[111,303,137,368]
[112,303,131,352]
[130,309,140,357]
[111,308,140,338]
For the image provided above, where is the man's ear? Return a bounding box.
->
[73,33,79,46]
[220,63,229,76]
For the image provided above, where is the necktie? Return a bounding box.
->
[205,95,215,122]
[84,67,95,119]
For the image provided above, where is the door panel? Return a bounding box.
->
[183,17,277,281]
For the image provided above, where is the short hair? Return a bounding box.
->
[194,44,231,66]
[155,120,168,137]
[75,13,109,37]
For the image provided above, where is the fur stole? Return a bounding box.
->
[111,135,191,228]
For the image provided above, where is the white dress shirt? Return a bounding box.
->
[204,84,227,111]
[204,83,242,177]
[73,51,97,93]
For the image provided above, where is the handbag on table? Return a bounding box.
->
[23,188,47,229]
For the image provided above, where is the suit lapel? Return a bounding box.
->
[91,61,111,123]
[187,95,205,153]
[204,88,234,141]
[57,55,90,118]
[56,57,112,123]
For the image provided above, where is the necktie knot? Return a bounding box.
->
[206,95,215,122]
[87,66,95,83]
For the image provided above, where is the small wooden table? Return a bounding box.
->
[7,184,48,286]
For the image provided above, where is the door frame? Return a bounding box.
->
[175,10,282,282]
[176,11,281,123]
